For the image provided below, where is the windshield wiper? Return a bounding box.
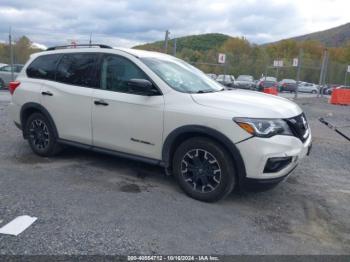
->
[194,89,217,94]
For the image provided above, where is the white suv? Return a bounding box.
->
[8,45,312,202]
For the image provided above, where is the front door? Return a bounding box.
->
[92,54,164,160]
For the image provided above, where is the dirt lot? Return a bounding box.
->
[0,91,349,255]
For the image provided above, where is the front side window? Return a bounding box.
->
[141,57,223,93]
[100,55,149,94]
[56,53,98,87]
[216,75,224,81]
[15,65,23,73]
[26,54,61,80]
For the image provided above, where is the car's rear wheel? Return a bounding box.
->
[312,90,317,94]
[25,113,62,157]
[172,137,236,202]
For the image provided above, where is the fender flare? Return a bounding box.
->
[162,125,247,182]
[20,102,59,139]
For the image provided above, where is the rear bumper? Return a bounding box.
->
[8,102,21,125]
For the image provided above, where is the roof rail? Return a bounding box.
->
[46,44,113,51]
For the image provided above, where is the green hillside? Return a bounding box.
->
[280,22,350,47]
[133,33,231,52]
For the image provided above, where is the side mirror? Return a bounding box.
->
[127,79,159,96]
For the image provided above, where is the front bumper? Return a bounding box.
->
[236,132,312,181]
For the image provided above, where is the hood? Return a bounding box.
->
[191,89,302,118]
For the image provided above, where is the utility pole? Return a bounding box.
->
[164,30,170,54]
[173,37,177,57]
[9,27,14,82]
[322,50,329,97]
[89,32,92,47]
[345,69,348,86]
[275,57,280,80]
[318,48,328,97]
[294,49,303,99]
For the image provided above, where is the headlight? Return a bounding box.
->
[234,117,293,138]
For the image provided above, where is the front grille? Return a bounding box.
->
[285,113,310,143]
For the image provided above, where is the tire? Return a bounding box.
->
[311,90,317,94]
[25,113,62,157]
[172,137,236,202]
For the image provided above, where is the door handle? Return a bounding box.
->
[41,91,53,96]
[94,100,109,106]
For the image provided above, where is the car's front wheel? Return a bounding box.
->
[172,137,236,202]
[25,113,62,157]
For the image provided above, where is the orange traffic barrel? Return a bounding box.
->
[330,88,350,105]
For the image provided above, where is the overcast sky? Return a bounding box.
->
[0,0,349,48]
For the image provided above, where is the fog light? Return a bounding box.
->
[263,157,292,173]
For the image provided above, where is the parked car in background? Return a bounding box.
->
[321,84,338,95]
[0,64,24,89]
[234,75,255,90]
[256,76,278,92]
[0,63,7,68]
[206,73,217,80]
[335,85,350,90]
[297,82,319,94]
[216,74,235,87]
[279,79,297,92]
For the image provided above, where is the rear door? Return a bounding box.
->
[40,53,99,145]
[91,54,164,160]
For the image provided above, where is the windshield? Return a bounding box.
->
[283,79,296,83]
[141,57,223,93]
[261,76,277,82]
[237,75,253,81]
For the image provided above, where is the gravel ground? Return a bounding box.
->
[0,90,349,255]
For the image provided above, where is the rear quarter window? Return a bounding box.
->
[26,54,61,80]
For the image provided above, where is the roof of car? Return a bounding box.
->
[34,46,173,60]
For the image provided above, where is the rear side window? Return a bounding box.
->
[56,53,98,87]
[26,54,61,80]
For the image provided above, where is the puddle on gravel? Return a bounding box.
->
[12,154,51,164]
[253,215,293,234]
[119,183,141,193]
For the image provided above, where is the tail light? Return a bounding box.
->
[283,83,287,87]
[9,81,21,95]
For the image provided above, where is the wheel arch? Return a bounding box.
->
[20,102,59,139]
[162,125,246,184]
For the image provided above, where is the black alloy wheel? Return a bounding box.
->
[181,148,221,193]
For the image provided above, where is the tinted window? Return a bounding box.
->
[56,53,98,87]
[100,55,149,94]
[27,54,61,80]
